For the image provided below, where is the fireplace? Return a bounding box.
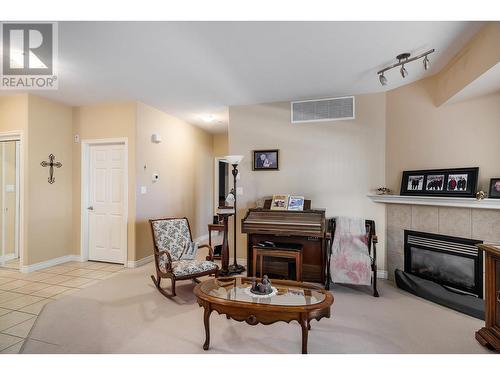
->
[404,230,483,298]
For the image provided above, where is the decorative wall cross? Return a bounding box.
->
[40,154,62,184]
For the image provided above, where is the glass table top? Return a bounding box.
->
[199,277,326,306]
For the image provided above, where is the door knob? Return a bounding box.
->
[87,206,94,211]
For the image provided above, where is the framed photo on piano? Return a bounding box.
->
[288,195,305,211]
[270,194,289,210]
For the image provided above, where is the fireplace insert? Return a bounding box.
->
[404,230,483,298]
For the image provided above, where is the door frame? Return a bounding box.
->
[213,156,228,215]
[0,131,24,268]
[81,138,128,265]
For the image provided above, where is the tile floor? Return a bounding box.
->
[0,260,125,354]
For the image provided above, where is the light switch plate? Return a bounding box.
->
[140,186,147,195]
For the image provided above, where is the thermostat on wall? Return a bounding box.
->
[152,173,159,182]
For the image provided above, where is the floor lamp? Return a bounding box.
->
[224,155,245,275]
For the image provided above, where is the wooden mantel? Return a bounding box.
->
[368,194,500,210]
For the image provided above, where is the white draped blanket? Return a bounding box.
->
[330,216,372,286]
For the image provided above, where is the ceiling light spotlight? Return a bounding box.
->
[400,64,408,78]
[379,73,387,86]
[376,49,434,85]
[423,55,430,70]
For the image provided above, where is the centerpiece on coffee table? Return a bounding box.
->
[251,275,272,294]
[245,275,277,298]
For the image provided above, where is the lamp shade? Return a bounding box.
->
[224,155,244,165]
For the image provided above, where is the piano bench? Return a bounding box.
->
[252,245,303,281]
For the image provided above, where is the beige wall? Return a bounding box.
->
[0,95,74,266]
[27,95,73,265]
[0,95,29,133]
[135,103,213,260]
[434,22,500,106]
[386,77,500,193]
[213,132,228,156]
[228,94,387,270]
[72,102,137,261]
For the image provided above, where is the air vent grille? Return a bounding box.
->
[291,96,355,123]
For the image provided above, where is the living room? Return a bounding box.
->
[1,1,500,373]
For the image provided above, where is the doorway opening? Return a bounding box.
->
[214,157,229,211]
[0,139,20,269]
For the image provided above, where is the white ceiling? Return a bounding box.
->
[7,21,484,133]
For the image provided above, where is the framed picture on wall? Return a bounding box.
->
[253,149,279,170]
[488,178,500,199]
[400,167,479,197]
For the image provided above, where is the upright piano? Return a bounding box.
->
[241,201,327,283]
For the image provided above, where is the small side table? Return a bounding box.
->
[208,223,224,260]
[252,245,303,281]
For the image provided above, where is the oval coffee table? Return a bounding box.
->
[193,277,334,354]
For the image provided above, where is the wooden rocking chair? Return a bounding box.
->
[150,217,219,298]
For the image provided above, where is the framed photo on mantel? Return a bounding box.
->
[400,167,479,198]
[489,178,500,199]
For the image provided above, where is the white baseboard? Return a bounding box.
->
[127,254,153,268]
[20,255,82,273]
[0,252,17,263]
[377,270,388,279]
[194,234,209,243]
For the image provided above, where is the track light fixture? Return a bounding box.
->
[379,72,387,86]
[400,64,408,78]
[377,49,434,86]
[423,55,430,70]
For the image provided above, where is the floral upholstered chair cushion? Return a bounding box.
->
[152,218,192,261]
[157,254,216,275]
[170,260,217,277]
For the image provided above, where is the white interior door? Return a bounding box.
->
[88,143,126,264]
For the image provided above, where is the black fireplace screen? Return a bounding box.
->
[404,231,483,297]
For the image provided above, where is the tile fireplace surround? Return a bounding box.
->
[384,203,500,281]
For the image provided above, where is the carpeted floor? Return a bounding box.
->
[21,263,490,354]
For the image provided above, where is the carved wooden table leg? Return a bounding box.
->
[203,304,212,350]
[300,314,309,354]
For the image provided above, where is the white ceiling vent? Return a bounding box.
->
[291,96,355,123]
